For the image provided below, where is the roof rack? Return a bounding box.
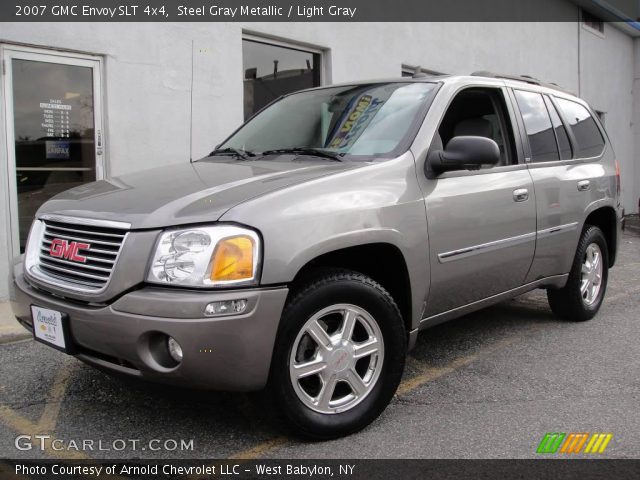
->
[470,71,574,95]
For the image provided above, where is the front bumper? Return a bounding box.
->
[11,263,288,391]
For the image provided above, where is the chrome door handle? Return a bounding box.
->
[513,188,529,202]
[577,180,591,191]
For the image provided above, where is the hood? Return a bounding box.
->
[38,158,361,229]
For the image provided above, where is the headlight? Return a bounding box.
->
[147,226,260,287]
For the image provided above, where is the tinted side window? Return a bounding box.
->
[544,96,572,160]
[555,98,605,158]
[437,88,517,167]
[514,90,559,162]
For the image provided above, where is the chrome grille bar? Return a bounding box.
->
[42,231,122,248]
[45,224,126,239]
[38,247,115,264]
[39,255,114,273]
[38,261,111,280]
[41,239,119,257]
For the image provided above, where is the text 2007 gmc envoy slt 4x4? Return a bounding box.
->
[11,73,622,438]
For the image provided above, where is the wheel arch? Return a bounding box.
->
[289,243,414,336]
[583,205,618,267]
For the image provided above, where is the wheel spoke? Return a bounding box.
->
[316,375,338,409]
[580,279,590,295]
[592,252,600,270]
[341,309,358,341]
[306,320,333,351]
[292,358,326,379]
[353,337,379,359]
[345,369,367,397]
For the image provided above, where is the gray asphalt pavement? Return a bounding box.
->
[0,232,638,460]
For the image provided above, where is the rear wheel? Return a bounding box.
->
[268,270,406,439]
[547,225,609,321]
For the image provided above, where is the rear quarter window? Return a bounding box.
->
[555,97,605,158]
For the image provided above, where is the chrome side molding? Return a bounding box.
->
[438,231,536,263]
[437,222,579,264]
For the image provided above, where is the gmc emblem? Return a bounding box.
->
[49,239,91,263]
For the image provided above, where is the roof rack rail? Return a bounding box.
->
[470,71,574,95]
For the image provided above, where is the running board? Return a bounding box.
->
[419,274,569,330]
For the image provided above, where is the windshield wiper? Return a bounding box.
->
[261,147,344,162]
[207,147,256,160]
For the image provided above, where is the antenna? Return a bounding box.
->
[189,39,194,163]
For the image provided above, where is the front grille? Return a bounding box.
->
[36,219,128,291]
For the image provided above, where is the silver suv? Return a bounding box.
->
[11,73,622,438]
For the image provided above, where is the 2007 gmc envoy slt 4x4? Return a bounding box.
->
[11,73,622,438]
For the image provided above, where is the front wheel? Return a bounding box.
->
[547,225,609,321]
[268,270,406,439]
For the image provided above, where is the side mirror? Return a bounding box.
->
[427,136,500,175]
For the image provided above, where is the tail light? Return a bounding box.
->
[615,160,621,198]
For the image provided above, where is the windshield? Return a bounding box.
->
[219,82,438,158]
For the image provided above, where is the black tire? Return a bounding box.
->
[547,225,609,321]
[268,269,406,440]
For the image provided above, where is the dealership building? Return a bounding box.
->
[1,1,639,300]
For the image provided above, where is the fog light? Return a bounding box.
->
[167,337,183,363]
[204,299,248,317]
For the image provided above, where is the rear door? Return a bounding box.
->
[511,89,607,282]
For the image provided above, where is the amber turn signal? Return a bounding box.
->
[210,235,255,282]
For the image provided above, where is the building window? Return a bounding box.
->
[401,64,444,77]
[582,9,604,35]
[242,38,321,120]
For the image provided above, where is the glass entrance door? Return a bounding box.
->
[2,47,104,254]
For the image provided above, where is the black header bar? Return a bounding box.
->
[2,459,640,480]
[1,0,639,22]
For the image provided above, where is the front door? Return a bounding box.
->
[2,46,104,256]
[423,86,537,316]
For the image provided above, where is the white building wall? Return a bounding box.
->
[635,37,640,213]
[0,12,637,299]
[579,22,636,214]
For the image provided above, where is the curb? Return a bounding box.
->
[0,326,32,345]
[623,225,640,238]
[0,301,32,344]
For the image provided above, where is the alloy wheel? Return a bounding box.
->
[289,304,384,414]
[581,242,603,306]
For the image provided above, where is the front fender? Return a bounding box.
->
[220,154,430,330]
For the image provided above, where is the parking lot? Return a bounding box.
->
[0,231,638,460]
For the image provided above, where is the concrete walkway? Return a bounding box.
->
[0,301,31,344]
[625,214,640,234]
